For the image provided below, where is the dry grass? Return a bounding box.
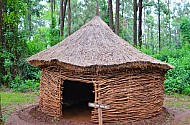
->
[164,94,190,111]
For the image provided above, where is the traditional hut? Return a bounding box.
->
[27,16,174,124]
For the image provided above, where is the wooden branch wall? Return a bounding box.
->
[39,65,165,124]
[91,70,165,124]
[39,69,62,116]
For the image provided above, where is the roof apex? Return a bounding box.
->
[27,16,174,70]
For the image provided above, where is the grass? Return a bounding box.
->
[164,93,190,111]
[0,91,39,124]
[1,92,38,107]
[1,91,190,125]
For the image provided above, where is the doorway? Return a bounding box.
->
[61,80,94,122]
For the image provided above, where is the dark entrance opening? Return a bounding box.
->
[61,80,94,122]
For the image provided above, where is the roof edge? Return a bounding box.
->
[27,59,174,72]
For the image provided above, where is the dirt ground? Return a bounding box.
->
[5,105,190,125]
[4,95,190,125]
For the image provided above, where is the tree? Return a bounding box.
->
[133,0,137,46]
[167,0,171,42]
[0,0,4,85]
[60,0,64,36]
[50,0,54,28]
[108,0,113,30]
[0,0,3,46]
[158,0,161,51]
[27,0,32,39]
[68,0,71,36]
[60,0,68,37]
[138,0,143,48]
[180,17,190,44]
[115,0,120,35]
[96,0,99,15]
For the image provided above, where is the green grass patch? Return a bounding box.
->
[1,92,38,108]
[0,91,39,123]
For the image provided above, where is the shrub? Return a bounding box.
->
[153,43,190,95]
[10,75,40,92]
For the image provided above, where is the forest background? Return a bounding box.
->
[0,0,190,95]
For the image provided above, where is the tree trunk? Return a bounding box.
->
[60,0,64,37]
[108,0,113,30]
[158,0,161,51]
[50,0,54,27]
[60,0,68,37]
[146,26,150,49]
[133,0,137,46]
[138,0,142,48]
[0,0,4,86]
[121,1,124,18]
[0,0,3,46]
[115,0,120,35]
[96,0,99,16]
[168,0,171,42]
[27,0,32,39]
[144,6,146,48]
[151,24,154,53]
[67,0,71,36]
[53,0,56,12]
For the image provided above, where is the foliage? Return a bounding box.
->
[0,0,190,95]
[180,17,190,44]
[10,75,40,92]
[153,43,190,95]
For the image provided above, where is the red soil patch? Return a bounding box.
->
[5,104,182,125]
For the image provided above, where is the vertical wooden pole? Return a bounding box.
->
[97,81,103,125]
[94,81,97,104]
[60,79,63,116]
[93,80,103,125]
[98,101,103,125]
[93,81,98,123]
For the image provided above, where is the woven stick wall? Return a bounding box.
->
[39,65,165,124]
[91,69,165,124]
[39,65,96,117]
[39,68,62,116]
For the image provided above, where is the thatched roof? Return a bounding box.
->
[27,16,174,70]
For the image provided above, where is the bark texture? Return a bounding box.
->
[158,0,161,51]
[67,0,71,36]
[115,0,120,35]
[60,0,64,36]
[138,0,143,48]
[108,0,113,30]
[133,0,137,47]
[60,0,68,37]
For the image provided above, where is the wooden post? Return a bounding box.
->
[88,102,110,125]
[98,101,103,125]
[97,81,102,125]
[90,81,110,125]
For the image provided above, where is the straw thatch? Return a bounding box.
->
[27,16,173,71]
[27,16,174,124]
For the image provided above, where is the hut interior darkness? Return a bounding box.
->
[27,16,174,124]
[61,80,94,122]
